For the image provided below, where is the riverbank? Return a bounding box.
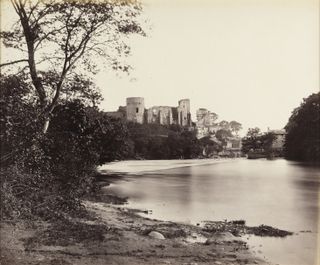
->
[1,183,297,265]
[1,200,272,265]
[2,159,304,265]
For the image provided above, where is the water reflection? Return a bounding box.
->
[105,159,320,265]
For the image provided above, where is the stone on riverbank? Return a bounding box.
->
[148,231,165,240]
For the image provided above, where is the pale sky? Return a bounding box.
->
[1,0,319,135]
[96,0,319,134]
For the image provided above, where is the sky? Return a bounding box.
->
[1,0,319,135]
[95,0,319,134]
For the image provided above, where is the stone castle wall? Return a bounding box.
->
[147,106,173,125]
[107,97,192,127]
[177,99,191,126]
[126,97,145,124]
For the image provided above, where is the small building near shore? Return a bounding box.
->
[269,129,286,152]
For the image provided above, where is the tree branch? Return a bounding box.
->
[34,25,66,50]
[0,59,29,67]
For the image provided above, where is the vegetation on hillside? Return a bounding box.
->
[126,123,207,159]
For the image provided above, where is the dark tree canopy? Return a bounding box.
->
[284,92,320,162]
[215,129,232,141]
[125,123,203,159]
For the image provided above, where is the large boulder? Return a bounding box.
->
[148,231,165,240]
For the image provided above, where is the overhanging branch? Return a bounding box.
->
[0,59,29,67]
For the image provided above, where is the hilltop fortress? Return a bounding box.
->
[106,97,192,127]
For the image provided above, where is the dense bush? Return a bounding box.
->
[45,101,131,196]
[0,75,130,220]
[285,93,320,162]
[0,75,42,167]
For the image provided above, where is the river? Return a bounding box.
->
[100,158,320,265]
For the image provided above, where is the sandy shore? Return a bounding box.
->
[1,198,274,265]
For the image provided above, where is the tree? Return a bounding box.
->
[241,127,261,153]
[285,93,320,162]
[1,0,145,132]
[215,129,232,141]
[241,128,276,155]
[209,112,218,124]
[214,129,232,148]
[199,136,223,157]
[229,120,242,135]
[219,120,230,130]
[246,127,260,138]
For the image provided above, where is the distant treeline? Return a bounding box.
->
[241,128,278,158]
[124,123,223,160]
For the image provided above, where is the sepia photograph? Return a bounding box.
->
[0,0,319,265]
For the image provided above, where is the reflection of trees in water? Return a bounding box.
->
[289,164,320,230]
[147,166,194,206]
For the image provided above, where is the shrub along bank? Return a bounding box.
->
[0,75,130,220]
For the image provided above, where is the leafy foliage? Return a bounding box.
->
[0,75,130,220]
[284,93,320,162]
[199,136,223,157]
[0,74,42,167]
[215,129,233,143]
[126,123,202,159]
[229,121,242,135]
[241,128,276,155]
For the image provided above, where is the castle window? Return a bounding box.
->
[136,108,139,113]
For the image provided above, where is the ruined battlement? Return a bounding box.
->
[126,97,145,124]
[107,97,192,127]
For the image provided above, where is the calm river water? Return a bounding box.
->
[102,159,320,265]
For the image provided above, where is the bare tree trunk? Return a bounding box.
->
[43,117,50,134]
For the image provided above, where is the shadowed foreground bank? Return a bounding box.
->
[1,194,295,265]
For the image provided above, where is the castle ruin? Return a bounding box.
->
[106,97,192,127]
[177,99,191,127]
[126,97,145,124]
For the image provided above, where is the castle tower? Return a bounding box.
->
[177,99,191,127]
[126,97,145,124]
